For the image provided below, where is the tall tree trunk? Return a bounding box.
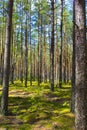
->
[33,43,36,81]
[50,0,54,91]
[0,1,6,85]
[39,16,43,83]
[43,24,47,83]
[70,0,75,113]
[59,0,63,88]
[1,0,14,116]
[10,30,14,84]
[75,0,87,129]
[25,16,28,87]
[66,45,69,83]
[37,1,40,86]
[30,1,32,86]
[20,12,23,83]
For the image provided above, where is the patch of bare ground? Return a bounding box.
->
[43,93,69,104]
[33,125,51,130]
[0,116,23,125]
[0,88,2,91]
[9,90,34,97]
[33,121,60,130]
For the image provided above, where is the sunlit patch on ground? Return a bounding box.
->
[0,81,74,130]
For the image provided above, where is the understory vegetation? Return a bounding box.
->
[0,81,74,130]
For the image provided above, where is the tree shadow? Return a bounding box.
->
[0,83,74,130]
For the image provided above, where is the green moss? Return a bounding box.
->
[0,81,75,130]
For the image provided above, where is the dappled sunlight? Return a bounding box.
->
[0,81,75,129]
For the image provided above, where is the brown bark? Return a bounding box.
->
[50,0,54,91]
[30,12,32,86]
[25,15,28,87]
[75,0,87,129]
[1,0,14,116]
[37,0,40,86]
[71,0,75,113]
[59,0,63,88]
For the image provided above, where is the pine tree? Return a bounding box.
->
[1,0,14,116]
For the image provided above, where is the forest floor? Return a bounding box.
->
[0,81,75,130]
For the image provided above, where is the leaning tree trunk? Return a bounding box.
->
[1,0,14,116]
[75,0,87,129]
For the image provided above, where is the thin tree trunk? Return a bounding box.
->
[29,0,32,86]
[70,0,75,113]
[50,0,54,91]
[59,0,63,88]
[39,16,43,83]
[33,43,36,81]
[10,30,14,84]
[20,15,23,83]
[43,24,47,83]
[25,15,28,87]
[37,1,40,86]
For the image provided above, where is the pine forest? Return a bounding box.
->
[0,0,87,129]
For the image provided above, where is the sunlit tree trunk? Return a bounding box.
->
[43,24,47,83]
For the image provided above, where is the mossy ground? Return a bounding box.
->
[0,81,75,130]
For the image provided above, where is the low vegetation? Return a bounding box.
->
[0,81,74,130]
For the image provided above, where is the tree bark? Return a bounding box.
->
[25,15,28,87]
[37,0,41,86]
[71,0,75,113]
[1,0,14,116]
[50,0,54,91]
[20,10,23,83]
[75,0,87,129]
[59,0,63,88]
[30,2,32,86]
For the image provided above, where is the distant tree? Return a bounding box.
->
[59,0,63,88]
[1,0,14,116]
[30,0,32,86]
[25,14,28,87]
[37,0,42,86]
[20,2,24,83]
